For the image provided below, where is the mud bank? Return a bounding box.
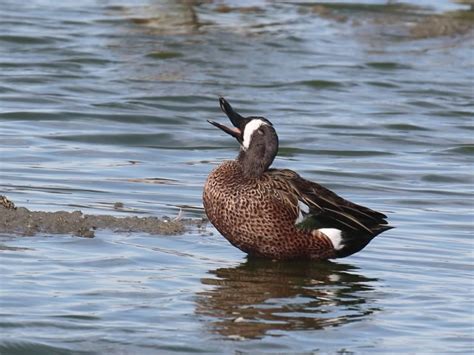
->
[0,196,203,238]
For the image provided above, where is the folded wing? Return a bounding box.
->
[266,169,392,236]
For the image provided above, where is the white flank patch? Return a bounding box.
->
[318,228,344,250]
[295,200,310,224]
[242,119,268,150]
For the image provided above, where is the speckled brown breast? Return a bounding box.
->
[203,161,335,260]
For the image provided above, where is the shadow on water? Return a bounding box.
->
[196,259,381,339]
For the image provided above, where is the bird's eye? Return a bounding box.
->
[257,129,264,135]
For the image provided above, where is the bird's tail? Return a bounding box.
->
[334,225,394,258]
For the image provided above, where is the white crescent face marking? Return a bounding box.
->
[318,228,344,250]
[242,119,268,150]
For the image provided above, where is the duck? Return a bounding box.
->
[203,97,392,260]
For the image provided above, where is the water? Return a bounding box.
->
[1,0,473,353]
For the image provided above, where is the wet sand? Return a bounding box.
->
[0,196,204,238]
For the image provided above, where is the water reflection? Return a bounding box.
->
[111,0,203,35]
[196,259,381,339]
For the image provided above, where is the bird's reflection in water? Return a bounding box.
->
[196,259,381,339]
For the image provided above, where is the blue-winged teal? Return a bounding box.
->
[203,98,392,260]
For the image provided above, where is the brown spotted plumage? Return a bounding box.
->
[203,98,392,260]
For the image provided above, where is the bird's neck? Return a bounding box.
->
[237,149,273,179]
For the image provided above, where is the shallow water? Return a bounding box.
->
[1,0,473,353]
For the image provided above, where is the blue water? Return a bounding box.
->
[1,0,473,353]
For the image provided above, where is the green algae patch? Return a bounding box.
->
[146,51,183,60]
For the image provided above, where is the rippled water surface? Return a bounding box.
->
[1,0,473,353]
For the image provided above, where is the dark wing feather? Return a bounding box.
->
[266,169,390,234]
